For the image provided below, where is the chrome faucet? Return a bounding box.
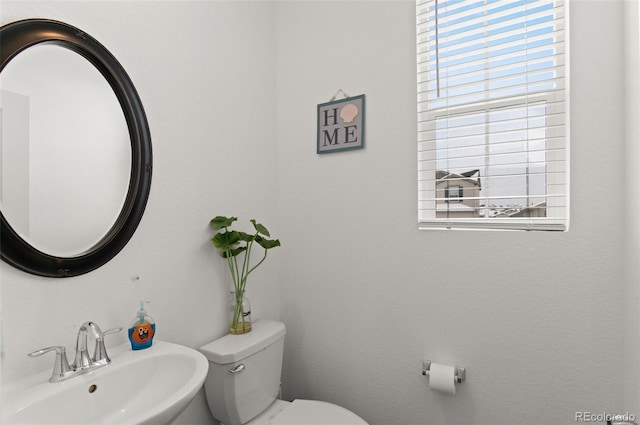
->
[72,321,101,369]
[28,321,122,383]
[27,346,74,382]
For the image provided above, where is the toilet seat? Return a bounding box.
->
[247,399,368,425]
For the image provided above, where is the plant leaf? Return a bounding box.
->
[238,231,255,242]
[250,219,271,237]
[255,235,281,250]
[210,216,237,230]
[223,246,247,258]
[211,230,242,250]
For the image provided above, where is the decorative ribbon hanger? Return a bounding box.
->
[329,89,350,102]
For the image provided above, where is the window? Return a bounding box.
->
[445,185,464,203]
[417,0,569,230]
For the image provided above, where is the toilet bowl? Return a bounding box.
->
[246,399,366,425]
[199,320,368,425]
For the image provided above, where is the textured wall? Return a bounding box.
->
[275,1,630,424]
[0,2,279,424]
[1,1,637,425]
[623,0,640,416]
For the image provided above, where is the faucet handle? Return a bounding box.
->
[103,327,123,336]
[28,346,73,383]
[93,327,123,365]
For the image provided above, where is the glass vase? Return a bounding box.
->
[229,291,252,334]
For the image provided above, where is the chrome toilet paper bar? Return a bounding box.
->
[422,360,466,384]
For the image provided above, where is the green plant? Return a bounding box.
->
[209,216,281,333]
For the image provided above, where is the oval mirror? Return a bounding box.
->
[0,19,152,278]
[1,44,131,257]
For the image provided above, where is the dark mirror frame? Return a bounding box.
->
[0,19,152,278]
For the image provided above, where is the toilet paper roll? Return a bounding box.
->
[428,362,456,395]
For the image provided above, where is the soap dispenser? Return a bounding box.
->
[128,301,155,350]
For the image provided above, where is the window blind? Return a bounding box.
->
[417,0,569,231]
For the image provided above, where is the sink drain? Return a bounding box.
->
[88,384,97,393]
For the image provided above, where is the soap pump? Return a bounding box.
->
[128,300,155,350]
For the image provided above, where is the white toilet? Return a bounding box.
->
[199,320,368,425]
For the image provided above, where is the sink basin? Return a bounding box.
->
[1,340,209,425]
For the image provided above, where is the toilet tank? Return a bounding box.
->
[199,320,286,425]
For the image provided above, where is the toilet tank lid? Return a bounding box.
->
[199,320,286,364]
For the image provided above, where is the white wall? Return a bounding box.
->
[276,1,630,424]
[0,2,278,424]
[624,0,640,415]
[1,1,638,425]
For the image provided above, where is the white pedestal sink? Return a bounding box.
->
[1,341,209,425]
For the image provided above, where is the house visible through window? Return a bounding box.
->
[417,0,569,231]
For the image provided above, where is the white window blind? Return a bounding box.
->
[417,0,569,231]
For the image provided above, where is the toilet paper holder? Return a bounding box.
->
[422,360,466,384]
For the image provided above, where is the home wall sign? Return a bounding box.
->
[317,94,365,154]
